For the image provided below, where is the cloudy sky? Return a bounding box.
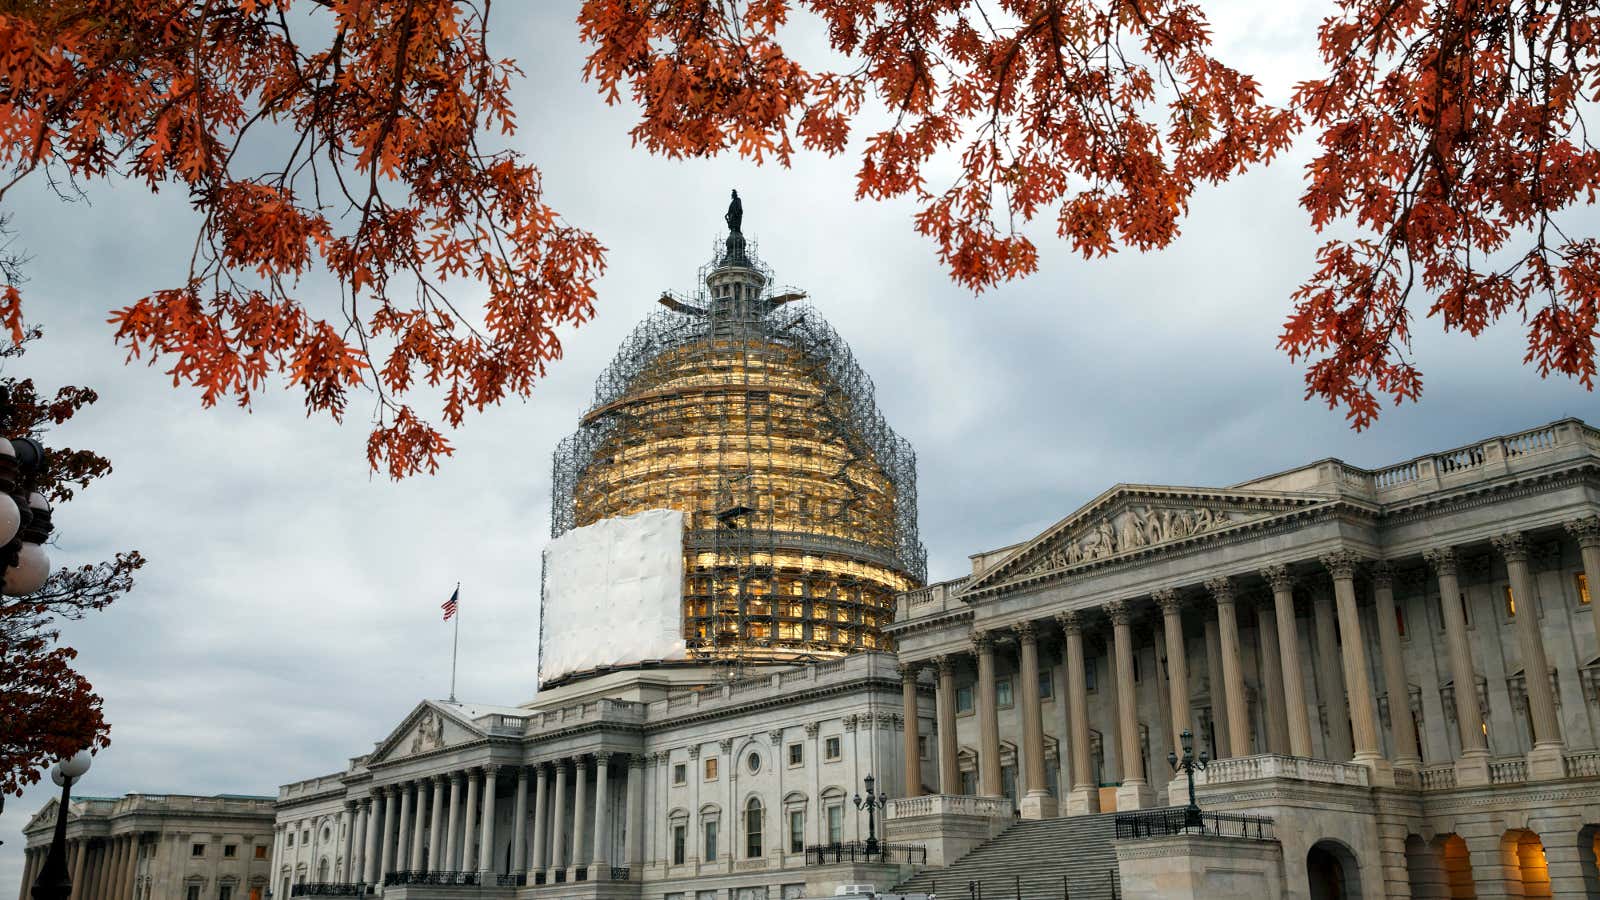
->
[3,2,1597,887]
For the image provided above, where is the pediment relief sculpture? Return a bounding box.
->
[408,709,447,755]
[1023,503,1258,575]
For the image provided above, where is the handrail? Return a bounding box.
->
[1114,808,1275,842]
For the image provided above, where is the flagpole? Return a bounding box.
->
[449,582,460,703]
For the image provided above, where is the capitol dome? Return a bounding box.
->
[551,195,926,665]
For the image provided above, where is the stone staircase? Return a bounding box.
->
[892,812,1121,899]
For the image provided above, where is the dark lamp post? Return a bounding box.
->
[32,751,91,900]
[853,773,888,855]
[1167,729,1207,829]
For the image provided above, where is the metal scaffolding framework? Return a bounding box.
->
[552,234,926,667]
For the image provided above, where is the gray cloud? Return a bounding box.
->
[4,3,1598,888]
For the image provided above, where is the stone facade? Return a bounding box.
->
[271,653,928,899]
[18,794,275,900]
[887,417,1600,898]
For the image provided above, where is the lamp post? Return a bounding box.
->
[853,773,887,856]
[31,750,92,900]
[1166,729,1207,829]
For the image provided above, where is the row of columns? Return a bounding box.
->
[17,833,145,900]
[337,754,646,884]
[899,528,1600,813]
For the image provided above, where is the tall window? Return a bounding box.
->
[1578,573,1592,605]
[186,887,200,900]
[1504,585,1517,618]
[955,685,974,714]
[672,824,686,865]
[254,846,268,860]
[826,804,844,844]
[220,887,233,900]
[824,737,841,760]
[996,678,1014,708]
[704,820,719,862]
[705,757,719,781]
[746,798,764,857]
[788,810,805,853]
[1038,668,1054,700]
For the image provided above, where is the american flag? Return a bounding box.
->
[442,587,459,621]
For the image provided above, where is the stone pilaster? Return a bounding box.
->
[1494,532,1566,778]
[1565,516,1600,660]
[1371,563,1420,768]
[972,631,1003,799]
[1057,610,1100,815]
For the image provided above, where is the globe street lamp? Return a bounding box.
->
[853,773,887,856]
[31,750,92,900]
[0,435,52,596]
[1167,729,1208,829]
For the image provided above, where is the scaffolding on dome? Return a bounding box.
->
[551,235,927,670]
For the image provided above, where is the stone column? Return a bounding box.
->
[511,766,530,875]
[591,753,612,874]
[1565,517,1600,659]
[1202,613,1231,758]
[1154,590,1191,755]
[1424,547,1491,785]
[1372,562,1421,768]
[569,757,589,879]
[410,781,428,872]
[1262,565,1315,757]
[353,798,370,883]
[378,787,398,880]
[1207,578,1252,759]
[70,840,88,900]
[531,764,549,875]
[1014,622,1056,818]
[899,662,924,798]
[934,655,961,794]
[363,793,382,883]
[1323,552,1389,780]
[1495,532,1566,779]
[625,756,644,874]
[427,775,445,873]
[461,768,481,872]
[118,835,135,900]
[395,781,414,872]
[970,631,1003,798]
[479,765,499,876]
[444,772,463,871]
[1107,601,1152,810]
[1312,582,1353,760]
[100,839,118,900]
[341,802,357,882]
[1057,610,1100,815]
[1256,602,1290,755]
[549,761,569,881]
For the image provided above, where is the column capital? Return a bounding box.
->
[1370,560,1394,589]
[1012,620,1040,643]
[1152,589,1181,614]
[1205,575,1235,604]
[1423,546,1459,576]
[803,721,820,737]
[573,754,590,771]
[1492,531,1530,563]
[360,795,372,810]
[768,729,785,746]
[1260,564,1294,592]
[1104,599,1132,626]
[1055,609,1083,635]
[970,630,996,653]
[652,751,670,765]
[343,799,358,811]
[594,751,613,767]
[1320,550,1364,579]
[933,653,957,675]
[896,659,922,679]
[1566,516,1600,548]
[630,753,648,770]
[482,764,501,776]
[431,773,447,786]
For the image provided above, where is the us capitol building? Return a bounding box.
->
[23,200,1600,900]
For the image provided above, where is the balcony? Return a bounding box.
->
[289,886,373,897]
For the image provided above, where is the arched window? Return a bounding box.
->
[745,798,764,857]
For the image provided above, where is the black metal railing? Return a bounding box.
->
[806,842,928,865]
[289,885,373,897]
[494,873,526,887]
[958,868,1121,900]
[609,866,630,881]
[1114,807,1274,841]
[381,870,480,887]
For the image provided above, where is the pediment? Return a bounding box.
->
[24,798,61,835]
[366,701,482,767]
[963,485,1331,593]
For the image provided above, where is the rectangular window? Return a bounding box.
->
[955,685,974,714]
[220,887,232,900]
[824,737,841,761]
[673,825,686,865]
[1579,573,1591,605]
[673,763,687,785]
[704,820,718,862]
[1132,653,1142,683]
[788,743,803,766]
[747,806,763,857]
[1038,668,1054,700]
[254,846,268,860]
[1396,603,1407,638]
[192,844,205,858]
[789,810,805,853]
[705,757,719,781]
[1504,585,1517,618]
[1085,658,1097,692]
[996,678,1014,708]
[223,845,237,858]
[186,888,200,900]
[959,770,977,796]
[826,805,844,844]
[918,735,930,760]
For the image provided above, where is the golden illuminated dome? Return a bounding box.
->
[552,200,926,664]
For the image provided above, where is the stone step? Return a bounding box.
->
[892,812,1122,900]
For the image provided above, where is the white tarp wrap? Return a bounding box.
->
[538,508,687,685]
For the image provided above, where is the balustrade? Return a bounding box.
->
[885,794,1014,820]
